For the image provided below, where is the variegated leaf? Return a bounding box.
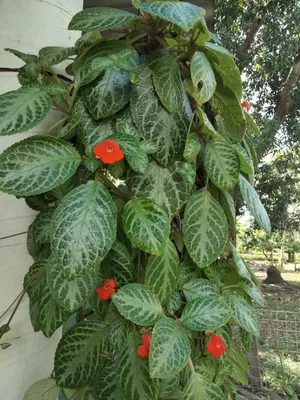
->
[204,140,240,191]
[122,198,170,255]
[184,132,201,163]
[0,86,52,135]
[69,7,139,31]
[0,136,80,196]
[239,174,271,234]
[137,2,207,32]
[182,279,219,302]
[24,378,60,400]
[181,296,231,331]
[24,261,70,338]
[128,160,192,217]
[112,283,163,326]
[131,68,191,167]
[183,188,228,267]
[30,209,55,244]
[150,318,190,379]
[38,46,75,67]
[47,258,98,313]
[226,294,259,336]
[190,52,216,105]
[145,239,180,305]
[54,321,109,388]
[117,330,159,400]
[51,181,117,279]
[181,372,226,400]
[232,144,254,175]
[90,362,121,400]
[82,68,131,119]
[101,240,136,284]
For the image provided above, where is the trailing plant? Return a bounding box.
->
[0,2,272,399]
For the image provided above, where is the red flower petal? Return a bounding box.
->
[93,139,124,164]
[241,100,250,112]
[141,333,151,346]
[96,286,110,300]
[206,334,227,358]
[137,344,150,358]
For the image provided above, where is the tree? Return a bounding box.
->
[215,0,300,156]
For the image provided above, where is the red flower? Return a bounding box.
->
[206,334,227,358]
[241,100,250,112]
[141,333,152,346]
[137,344,150,358]
[95,278,116,300]
[93,139,124,164]
[137,333,152,358]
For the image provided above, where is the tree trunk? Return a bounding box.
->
[280,245,285,268]
[263,266,285,284]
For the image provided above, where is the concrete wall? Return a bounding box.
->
[0,1,83,399]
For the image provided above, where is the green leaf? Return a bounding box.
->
[140,140,158,154]
[116,121,140,140]
[228,340,249,372]
[69,7,139,31]
[166,291,182,316]
[91,362,121,399]
[47,258,98,313]
[55,321,109,388]
[195,357,218,380]
[30,209,55,244]
[109,316,131,351]
[108,159,125,179]
[197,107,219,137]
[204,43,242,101]
[232,144,254,175]
[210,86,246,141]
[5,47,37,64]
[152,54,184,113]
[24,261,70,337]
[24,378,60,400]
[112,283,163,326]
[127,148,149,174]
[128,160,192,217]
[0,86,52,135]
[131,68,191,166]
[82,68,131,119]
[74,100,115,148]
[204,140,240,191]
[38,46,75,67]
[150,317,191,379]
[159,376,182,399]
[179,260,200,286]
[182,279,219,302]
[245,112,261,136]
[244,136,258,169]
[145,239,180,304]
[239,174,271,234]
[183,188,228,267]
[226,294,259,336]
[42,77,68,101]
[51,181,117,279]
[228,242,252,281]
[240,280,265,306]
[181,372,226,400]
[102,240,136,284]
[74,59,107,89]
[181,296,231,331]
[117,330,159,400]
[190,52,216,105]
[62,388,89,400]
[0,136,80,196]
[137,2,206,32]
[85,157,101,173]
[123,198,170,255]
[184,132,201,162]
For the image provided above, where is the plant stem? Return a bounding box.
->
[130,32,148,44]
[47,116,69,134]
[0,290,26,340]
[0,290,24,321]
[53,103,70,115]
[95,171,131,202]
[188,357,195,373]
[0,231,27,240]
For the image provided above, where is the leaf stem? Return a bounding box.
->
[0,290,26,340]
[188,357,195,374]
[0,289,24,321]
[53,103,70,115]
[130,32,148,44]
[0,231,27,240]
[95,171,131,202]
[47,116,69,134]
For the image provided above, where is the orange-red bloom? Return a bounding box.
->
[95,278,116,300]
[137,344,150,358]
[241,100,250,112]
[93,139,124,164]
[206,333,227,358]
[137,333,152,358]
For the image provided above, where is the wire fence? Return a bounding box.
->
[247,309,300,399]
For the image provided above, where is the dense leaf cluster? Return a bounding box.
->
[0,2,271,399]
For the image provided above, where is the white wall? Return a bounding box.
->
[0,1,83,399]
